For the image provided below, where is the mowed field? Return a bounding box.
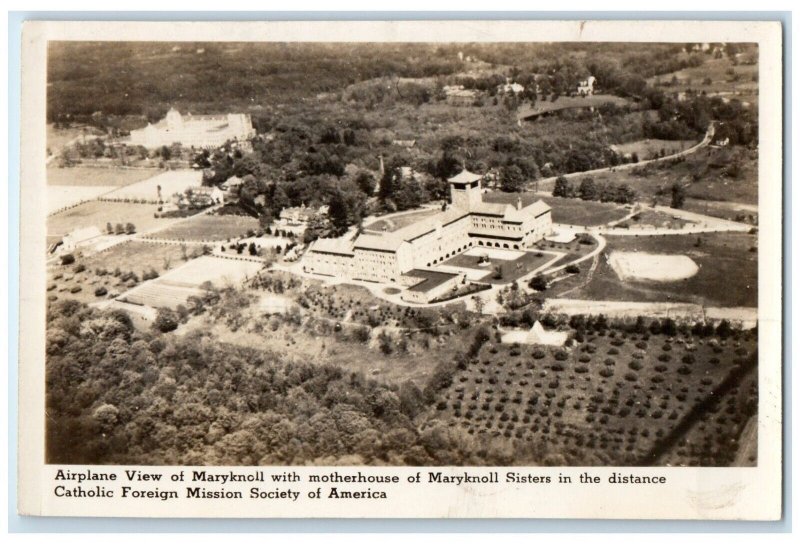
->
[517,94,631,120]
[46,125,104,154]
[483,192,631,227]
[433,329,757,466]
[47,166,158,187]
[103,170,203,202]
[556,233,757,307]
[611,139,697,159]
[47,201,170,246]
[47,167,160,213]
[588,145,758,209]
[150,214,259,241]
[121,256,264,309]
[648,55,759,104]
[47,242,194,306]
[79,241,194,275]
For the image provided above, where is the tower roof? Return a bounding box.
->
[447,169,482,184]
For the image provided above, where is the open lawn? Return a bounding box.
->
[47,200,171,245]
[103,169,203,203]
[553,233,757,307]
[47,166,158,187]
[648,55,759,105]
[149,214,259,242]
[79,240,197,276]
[517,94,631,120]
[611,139,698,160]
[430,328,757,466]
[47,241,194,306]
[46,125,104,155]
[588,145,758,209]
[119,256,263,309]
[441,249,556,284]
[483,192,631,227]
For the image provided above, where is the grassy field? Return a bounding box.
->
[364,208,440,232]
[47,166,158,187]
[553,233,757,308]
[47,241,205,305]
[517,94,631,120]
[47,201,172,245]
[482,192,631,227]
[624,208,694,230]
[180,275,476,387]
[80,241,198,275]
[150,214,259,241]
[588,145,758,208]
[46,125,105,155]
[648,55,759,105]
[429,328,757,466]
[611,139,698,159]
[442,250,555,284]
[103,170,203,202]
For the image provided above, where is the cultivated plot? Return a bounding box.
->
[103,169,203,202]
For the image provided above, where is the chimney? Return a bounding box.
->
[517,195,522,210]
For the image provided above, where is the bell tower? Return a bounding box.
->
[448,170,483,211]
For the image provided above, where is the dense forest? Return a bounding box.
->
[46,298,757,467]
[48,40,758,244]
[46,298,495,465]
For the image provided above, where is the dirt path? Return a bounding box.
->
[542,298,758,327]
[532,123,715,191]
[734,414,759,466]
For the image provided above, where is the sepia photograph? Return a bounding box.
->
[39,36,764,470]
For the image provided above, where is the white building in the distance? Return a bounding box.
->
[304,170,552,296]
[577,76,597,96]
[129,108,256,149]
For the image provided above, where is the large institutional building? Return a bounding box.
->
[129,108,256,149]
[304,170,552,297]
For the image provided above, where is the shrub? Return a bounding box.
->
[94,286,107,297]
[74,264,86,273]
[628,361,643,371]
[60,253,75,266]
[529,275,548,291]
[532,349,546,359]
[566,264,580,274]
[69,286,82,293]
[153,308,179,333]
[554,350,568,361]
[657,353,671,362]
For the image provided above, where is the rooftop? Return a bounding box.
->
[448,169,483,184]
[404,269,459,292]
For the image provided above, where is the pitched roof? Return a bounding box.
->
[447,170,483,184]
[309,237,355,256]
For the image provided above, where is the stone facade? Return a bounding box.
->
[129,108,255,149]
[304,170,553,293]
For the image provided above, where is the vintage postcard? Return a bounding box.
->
[17,19,783,519]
